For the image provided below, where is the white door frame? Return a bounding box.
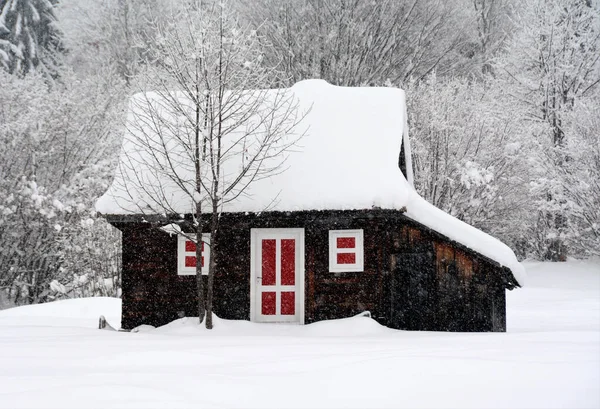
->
[250,228,305,324]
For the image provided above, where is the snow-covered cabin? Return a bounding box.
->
[97,80,524,332]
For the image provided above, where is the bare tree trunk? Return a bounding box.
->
[195,97,205,324]
[205,206,218,329]
[195,201,205,323]
[205,5,224,330]
[547,91,567,261]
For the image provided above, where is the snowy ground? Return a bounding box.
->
[0,260,598,409]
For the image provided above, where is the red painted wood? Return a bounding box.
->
[262,292,276,315]
[337,252,356,264]
[185,240,196,252]
[281,291,295,315]
[337,237,355,248]
[261,239,276,285]
[185,256,196,267]
[281,239,295,285]
[185,256,204,268]
[185,240,204,252]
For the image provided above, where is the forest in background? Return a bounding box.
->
[0,0,598,307]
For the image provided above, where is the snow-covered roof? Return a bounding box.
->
[96,79,524,285]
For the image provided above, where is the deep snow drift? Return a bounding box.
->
[0,259,598,409]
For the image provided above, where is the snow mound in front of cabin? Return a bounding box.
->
[299,312,394,337]
[134,312,393,337]
[0,297,121,329]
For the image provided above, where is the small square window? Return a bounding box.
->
[329,230,364,272]
[178,233,210,275]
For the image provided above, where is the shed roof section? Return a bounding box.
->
[96,79,525,285]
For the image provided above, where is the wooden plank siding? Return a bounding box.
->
[110,209,516,332]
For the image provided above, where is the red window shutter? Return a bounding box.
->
[337,253,356,264]
[185,240,196,252]
[185,256,197,268]
[337,237,355,249]
[185,240,205,252]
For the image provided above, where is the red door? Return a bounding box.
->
[251,229,304,323]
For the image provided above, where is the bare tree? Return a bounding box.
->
[240,0,469,86]
[472,0,515,75]
[407,74,531,253]
[111,0,305,328]
[57,0,166,84]
[499,0,600,260]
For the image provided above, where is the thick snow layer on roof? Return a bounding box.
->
[96,79,409,215]
[96,79,524,284]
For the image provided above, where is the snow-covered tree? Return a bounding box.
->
[499,0,600,260]
[57,0,165,84]
[0,68,123,305]
[0,0,62,76]
[550,91,600,257]
[242,0,470,86]
[408,74,530,251]
[471,0,516,75]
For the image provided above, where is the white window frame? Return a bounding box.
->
[328,229,364,273]
[177,233,211,275]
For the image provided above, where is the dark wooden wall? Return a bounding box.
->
[386,225,507,332]
[120,224,196,329]
[113,210,514,332]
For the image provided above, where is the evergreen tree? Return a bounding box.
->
[0,0,62,76]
